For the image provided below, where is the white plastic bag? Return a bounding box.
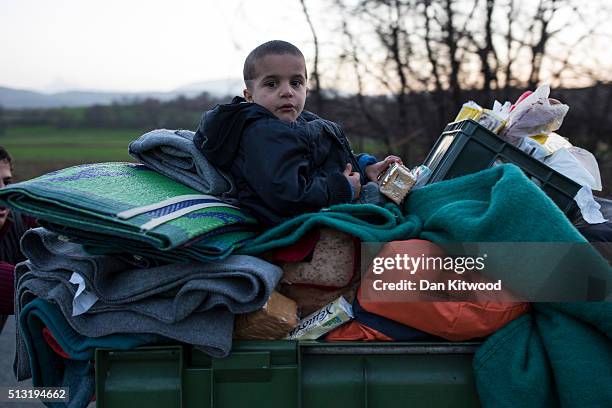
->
[544,147,606,224]
[542,132,573,154]
[502,85,569,145]
[566,147,602,191]
[544,147,602,191]
[574,187,606,224]
[492,100,512,121]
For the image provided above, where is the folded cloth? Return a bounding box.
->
[19,298,160,402]
[267,228,320,262]
[14,274,234,380]
[42,328,70,359]
[239,203,421,255]
[21,228,283,321]
[129,129,236,197]
[14,229,283,380]
[404,164,588,243]
[474,302,612,407]
[325,321,394,341]
[0,162,259,262]
[352,295,434,341]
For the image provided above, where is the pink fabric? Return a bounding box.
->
[510,90,533,111]
[23,215,38,229]
[268,228,321,262]
[42,327,71,359]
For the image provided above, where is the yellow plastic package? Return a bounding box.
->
[455,101,506,134]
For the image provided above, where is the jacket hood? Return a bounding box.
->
[194,96,319,168]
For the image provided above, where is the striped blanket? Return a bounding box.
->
[0,162,259,261]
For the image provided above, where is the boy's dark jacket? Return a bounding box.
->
[194,97,367,226]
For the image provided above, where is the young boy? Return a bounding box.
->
[194,40,400,226]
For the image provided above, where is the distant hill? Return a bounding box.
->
[0,79,243,109]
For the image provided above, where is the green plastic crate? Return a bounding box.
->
[424,119,581,216]
[95,341,481,408]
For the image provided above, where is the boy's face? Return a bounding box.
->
[0,160,12,228]
[243,53,308,123]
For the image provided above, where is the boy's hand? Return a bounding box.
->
[343,164,361,199]
[365,155,403,182]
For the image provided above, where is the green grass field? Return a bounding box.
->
[0,125,393,182]
[0,124,609,196]
[0,126,146,181]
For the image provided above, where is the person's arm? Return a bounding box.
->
[0,262,14,315]
[364,155,404,182]
[241,122,353,215]
[357,154,378,171]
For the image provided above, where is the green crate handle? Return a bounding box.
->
[211,351,272,383]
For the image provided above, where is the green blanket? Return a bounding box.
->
[404,160,585,243]
[239,203,421,254]
[0,162,258,262]
[474,302,612,407]
[405,165,612,406]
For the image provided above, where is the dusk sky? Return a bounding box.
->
[2,0,611,94]
[1,0,327,93]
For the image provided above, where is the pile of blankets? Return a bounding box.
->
[0,129,285,407]
[1,127,610,407]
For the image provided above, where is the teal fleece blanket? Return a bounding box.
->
[405,165,612,406]
[0,162,258,262]
[19,298,161,408]
[239,203,421,254]
[473,302,612,407]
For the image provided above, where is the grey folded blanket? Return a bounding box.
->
[14,228,283,380]
[129,129,236,196]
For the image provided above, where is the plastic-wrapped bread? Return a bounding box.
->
[378,163,416,205]
[234,291,299,340]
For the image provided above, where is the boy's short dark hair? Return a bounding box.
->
[243,40,307,86]
[0,146,12,167]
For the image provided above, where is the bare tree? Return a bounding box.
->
[300,0,324,112]
[503,0,517,98]
[525,0,573,88]
[442,0,461,106]
[338,9,391,150]
[308,0,611,184]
